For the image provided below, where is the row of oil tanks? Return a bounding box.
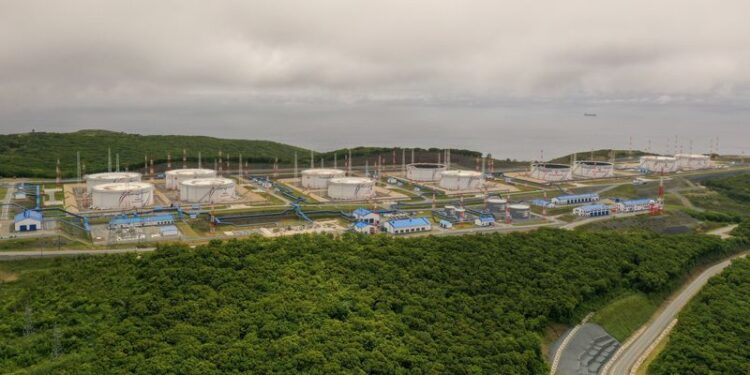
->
[84,169,237,209]
[300,169,375,200]
[529,161,616,182]
[406,163,484,191]
[639,154,712,173]
[486,197,531,220]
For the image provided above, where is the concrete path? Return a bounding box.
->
[602,253,748,375]
[707,224,738,239]
[0,247,156,260]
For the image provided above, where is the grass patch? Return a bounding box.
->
[0,236,83,251]
[639,333,670,375]
[591,292,659,342]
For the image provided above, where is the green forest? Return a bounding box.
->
[1,227,748,374]
[0,130,307,178]
[648,257,750,375]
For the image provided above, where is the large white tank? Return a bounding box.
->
[573,161,615,179]
[327,177,375,200]
[639,156,677,173]
[675,154,711,171]
[529,163,573,182]
[85,172,141,193]
[487,197,508,214]
[91,182,154,210]
[301,168,346,189]
[179,178,236,203]
[165,169,217,190]
[406,163,447,182]
[438,170,484,190]
[509,204,531,220]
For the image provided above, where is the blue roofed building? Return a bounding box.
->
[14,210,43,232]
[352,208,380,224]
[552,193,599,206]
[108,214,175,229]
[474,215,495,227]
[351,221,376,234]
[383,217,432,234]
[617,198,655,213]
[530,199,552,208]
[573,204,611,217]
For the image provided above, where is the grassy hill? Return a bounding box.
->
[0,130,309,178]
[318,147,528,171]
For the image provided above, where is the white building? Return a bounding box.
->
[327,177,375,200]
[179,178,236,203]
[14,210,42,232]
[573,204,611,217]
[406,163,447,182]
[352,208,380,224]
[91,182,154,210]
[352,221,376,234]
[383,217,432,234]
[85,172,142,193]
[616,199,656,213]
[165,169,217,190]
[529,163,573,182]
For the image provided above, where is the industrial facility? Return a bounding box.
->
[406,163,447,182]
[301,168,346,189]
[529,163,573,182]
[91,182,154,210]
[675,154,712,171]
[572,161,615,179]
[165,169,217,190]
[639,156,678,173]
[327,177,375,200]
[179,178,236,203]
[85,172,141,193]
[438,170,484,191]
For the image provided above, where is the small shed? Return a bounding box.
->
[14,210,43,232]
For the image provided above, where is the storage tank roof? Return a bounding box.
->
[166,168,216,175]
[329,177,373,184]
[180,178,234,186]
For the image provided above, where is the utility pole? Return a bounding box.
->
[294,152,298,179]
[198,152,202,169]
[108,147,112,172]
[76,151,81,182]
[116,153,120,172]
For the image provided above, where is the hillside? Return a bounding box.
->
[0,130,309,178]
[648,255,750,375]
[0,227,747,374]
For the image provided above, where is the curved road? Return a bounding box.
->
[603,252,747,375]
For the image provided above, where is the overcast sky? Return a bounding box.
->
[1,1,749,158]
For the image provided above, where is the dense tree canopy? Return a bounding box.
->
[649,257,750,375]
[0,228,747,374]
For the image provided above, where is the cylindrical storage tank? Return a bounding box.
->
[301,168,346,189]
[573,161,615,179]
[327,177,375,200]
[165,169,217,190]
[179,178,236,203]
[487,198,508,214]
[438,170,484,191]
[85,172,141,193]
[406,163,447,182]
[675,154,711,171]
[639,156,677,173]
[454,207,466,221]
[529,163,573,182]
[509,204,531,220]
[91,182,154,210]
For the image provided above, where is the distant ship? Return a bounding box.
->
[584,113,597,117]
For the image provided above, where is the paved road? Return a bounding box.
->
[603,253,748,375]
[0,247,156,260]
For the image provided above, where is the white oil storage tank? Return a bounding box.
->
[573,161,615,179]
[327,177,375,200]
[406,163,447,182]
[91,182,154,210]
[179,178,236,203]
[639,156,677,173]
[529,163,573,182]
[487,197,508,214]
[301,168,346,189]
[438,170,483,191]
[85,172,141,193]
[675,154,711,171]
[165,169,217,190]
[509,204,531,220]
